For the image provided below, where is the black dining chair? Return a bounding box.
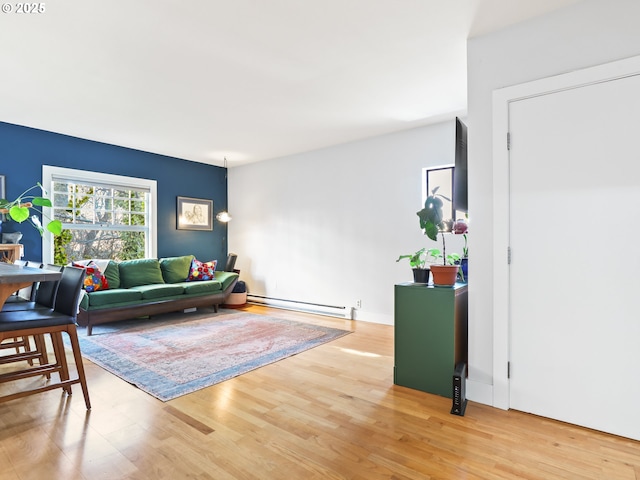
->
[2,264,63,312]
[24,261,44,302]
[0,265,91,409]
[1,264,63,366]
[224,253,238,272]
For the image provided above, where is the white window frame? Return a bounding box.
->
[422,164,454,213]
[42,166,157,264]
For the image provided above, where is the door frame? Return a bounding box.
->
[491,54,640,410]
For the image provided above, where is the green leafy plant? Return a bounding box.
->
[396,248,428,269]
[453,216,469,258]
[426,248,461,266]
[462,233,468,258]
[417,186,447,242]
[416,186,460,266]
[0,183,63,236]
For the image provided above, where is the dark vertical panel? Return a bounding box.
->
[453,117,468,213]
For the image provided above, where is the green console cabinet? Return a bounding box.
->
[394,283,468,398]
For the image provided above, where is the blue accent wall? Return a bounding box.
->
[0,122,228,264]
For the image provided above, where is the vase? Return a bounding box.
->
[459,258,468,282]
[412,268,430,284]
[430,264,459,287]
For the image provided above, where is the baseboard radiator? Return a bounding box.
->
[247,294,352,319]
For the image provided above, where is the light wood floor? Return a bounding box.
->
[0,304,638,479]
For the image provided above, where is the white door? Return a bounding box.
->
[509,73,640,440]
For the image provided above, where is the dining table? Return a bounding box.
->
[0,262,63,310]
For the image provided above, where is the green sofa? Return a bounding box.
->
[76,255,238,335]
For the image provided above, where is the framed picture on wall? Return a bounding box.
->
[0,175,5,200]
[177,196,213,231]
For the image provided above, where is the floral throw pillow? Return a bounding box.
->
[73,261,109,292]
[186,258,217,281]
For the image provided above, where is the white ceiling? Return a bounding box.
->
[0,0,582,167]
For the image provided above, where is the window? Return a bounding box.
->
[423,166,464,228]
[42,167,157,264]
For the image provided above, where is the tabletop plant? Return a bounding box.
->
[396,247,428,269]
[396,247,430,283]
[416,186,462,286]
[0,182,63,236]
[417,186,459,264]
[426,247,461,266]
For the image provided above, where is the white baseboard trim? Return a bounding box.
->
[248,295,349,318]
[351,309,393,325]
[247,296,394,325]
[466,379,494,406]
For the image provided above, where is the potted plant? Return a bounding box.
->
[425,247,461,286]
[396,248,430,284]
[417,186,461,286]
[453,218,469,282]
[0,182,62,236]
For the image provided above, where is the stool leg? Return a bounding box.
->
[65,325,91,409]
[50,332,71,394]
[32,334,51,378]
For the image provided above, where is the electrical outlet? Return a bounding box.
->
[356,300,362,309]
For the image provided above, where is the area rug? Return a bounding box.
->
[71,310,351,401]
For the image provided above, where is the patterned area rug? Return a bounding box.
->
[72,310,351,401]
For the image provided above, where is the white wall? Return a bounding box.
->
[468,0,640,400]
[229,0,640,407]
[228,121,465,325]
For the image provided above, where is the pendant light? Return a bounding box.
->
[216,157,232,222]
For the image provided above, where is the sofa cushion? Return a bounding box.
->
[84,288,143,307]
[119,258,165,288]
[182,280,222,295]
[130,284,185,300]
[73,261,109,292]
[187,258,217,281]
[160,255,194,283]
[104,260,120,289]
